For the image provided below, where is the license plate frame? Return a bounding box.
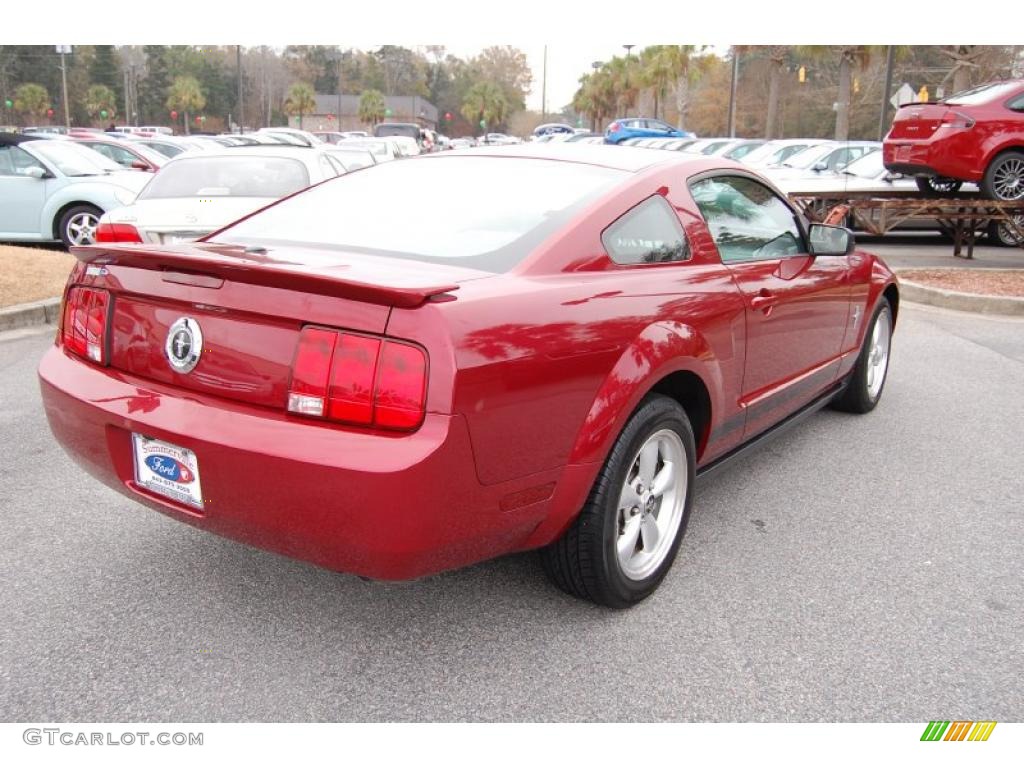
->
[895,145,911,162]
[132,433,205,510]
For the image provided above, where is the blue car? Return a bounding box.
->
[605,117,693,145]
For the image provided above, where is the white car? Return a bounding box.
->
[96,145,348,245]
[761,142,881,183]
[773,150,918,196]
[741,139,828,168]
[335,138,401,162]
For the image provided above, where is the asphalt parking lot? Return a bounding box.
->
[1,300,1022,722]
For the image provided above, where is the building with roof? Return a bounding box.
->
[298,94,439,132]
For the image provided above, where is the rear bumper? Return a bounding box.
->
[883,137,983,182]
[38,346,558,580]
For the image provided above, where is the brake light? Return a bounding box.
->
[96,222,143,243]
[288,327,427,431]
[61,286,110,364]
[609,122,620,132]
[940,111,975,129]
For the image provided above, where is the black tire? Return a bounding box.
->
[980,151,1024,201]
[57,204,103,249]
[832,299,893,414]
[988,218,1024,247]
[541,394,696,608]
[915,176,963,196]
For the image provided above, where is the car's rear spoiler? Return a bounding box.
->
[72,243,460,309]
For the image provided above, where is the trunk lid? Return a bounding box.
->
[109,197,277,244]
[73,242,488,409]
[887,103,950,140]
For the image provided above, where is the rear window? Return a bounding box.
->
[212,156,626,272]
[138,156,310,200]
[374,123,420,140]
[943,81,1022,106]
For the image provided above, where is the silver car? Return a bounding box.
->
[0,134,150,247]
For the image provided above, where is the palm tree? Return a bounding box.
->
[13,83,50,125]
[796,45,877,141]
[605,56,641,117]
[461,81,508,133]
[639,46,676,121]
[941,46,983,95]
[284,82,316,129]
[357,89,386,127]
[166,76,206,135]
[764,46,790,139]
[85,84,118,125]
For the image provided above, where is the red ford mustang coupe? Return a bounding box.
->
[39,145,899,607]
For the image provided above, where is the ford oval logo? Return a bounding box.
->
[144,454,195,483]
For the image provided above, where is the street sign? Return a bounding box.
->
[891,83,916,109]
[55,45,72,55]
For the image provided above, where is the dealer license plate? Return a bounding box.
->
[895,145,911,162]
[132,434,204,510]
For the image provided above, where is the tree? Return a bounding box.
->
[14,83,49,124]
[941,46,983,95]
[85,84,118,124]
[461,81,509,133]
[470,46,531,113]
[358,88,386,126]
[639,46,677,121]
[764,46,790,139]
[283,81,316,128]
[797,45,877,141]
[166,75,205,134]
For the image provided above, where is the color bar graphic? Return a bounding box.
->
[921,721,996,742]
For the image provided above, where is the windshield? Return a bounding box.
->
[138,156,310,200]
[374,124,420,140]
[944,81,1022,106]
[212,156,626,272]
[841,150,884,178]
[781,144,835,169]
[338,140,390,157]
[29,140,121,175]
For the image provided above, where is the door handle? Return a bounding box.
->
[750,289,777,313]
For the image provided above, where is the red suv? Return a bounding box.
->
[883,79,1024,200]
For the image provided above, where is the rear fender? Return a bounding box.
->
[523,321,718,548]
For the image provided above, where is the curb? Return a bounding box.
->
[898,279,1024,316]
[0,297,62,332]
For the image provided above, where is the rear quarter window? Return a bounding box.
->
[602,195,691,265]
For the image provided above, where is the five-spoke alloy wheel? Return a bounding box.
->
[542,395,696,608]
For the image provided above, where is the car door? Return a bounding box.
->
[690,173,851,440]
[0,144,48,236]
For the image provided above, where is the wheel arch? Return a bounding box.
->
[524,321,721,549]
[51,200,103,240]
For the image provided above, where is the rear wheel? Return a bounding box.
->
[58,205,102,249]
[832,300,893,414]
[988,217,1024,247]
[981,151,1024,201]
[915,176,963,196]
[541,395,695,608]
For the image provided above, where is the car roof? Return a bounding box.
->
[431,143,742,175]
[0,132,41,146]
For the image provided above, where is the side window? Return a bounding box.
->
[690,175,806,264]
[0,145,42,176]
[1008,94,1024,112]
[319,154,341,178]
[602,195,691,265]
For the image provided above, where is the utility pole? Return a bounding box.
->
[56,45,72,130]
[727,48,740,138]
[541,45,548,122]
[623,45,635,117]
[878,45,896,141]
[237,45,243,133]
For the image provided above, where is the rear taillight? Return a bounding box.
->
[609,122,620,132]
[96,222,143,243]
[288,327,427,431]
[61,286,110,364]
[940,111,975,130]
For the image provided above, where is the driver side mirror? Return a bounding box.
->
[811,162,828,172]
[808,223,854,256]
[20,166,47,179]
[130,159,150,171]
